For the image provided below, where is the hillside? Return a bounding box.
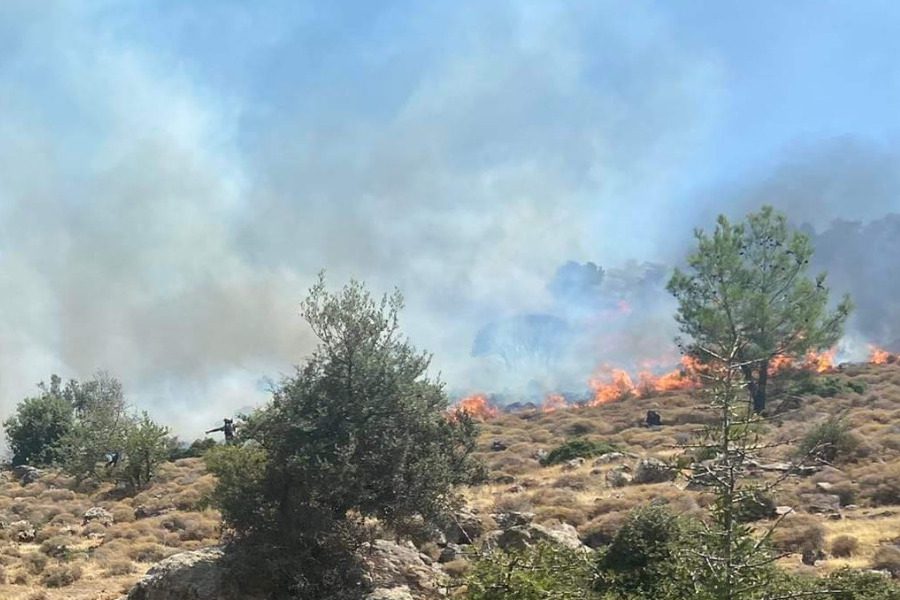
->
[1,362,899,598]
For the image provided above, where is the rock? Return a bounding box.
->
[366,588,415,600]
[442,509,485,545]
[10,520,35,543]
[815,481,835,493]
[134,505,169,519]
[83,506,114,526]
[801,549,825,566]
[606,469,632,488]
[124,547,252,600]
[562,458,585,471]
[12,465,41,485]
[645,410,662,427]
[775,506,794,516]
[803,494,841,514]
[438,543,463,563]
[492,511,534,529]
[361,540,446,596]
[491,523,586,553]
[593,452,626,465]
[533,449,549,462]
[632,458,675,484]
[490,440,508,452]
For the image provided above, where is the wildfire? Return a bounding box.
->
[803,348,836,373]
[451,393,498,421]
[869,346,895,365]
[588,356,699,407]
[541,393,568,413]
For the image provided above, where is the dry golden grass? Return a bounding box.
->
[0,457,220,599]
[465,363,900,576]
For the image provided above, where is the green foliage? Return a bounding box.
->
[119,412,169,490]
[798,416,859,463]
[206,275,481,599]
[823,568,900,600]
[668,206,852,412]
[166,436,218,461]
[734,490,776,523]
[3,375,73,466]
[788,373,865,398]
[465,541,596,600]
[58,372,130,482]
[541,439,619,466]
[595,505,697,600]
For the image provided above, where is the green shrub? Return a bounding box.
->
[3,375,74,466]
[540,439,619,466]
[465,541,594,600]
[206,277,482,599]
[826,568,900,600]
[594,505,696,599]
[797,416,859,463]
[735,490,776,522]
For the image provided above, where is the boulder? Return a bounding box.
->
[441,509,485,545]
[562,458,585,471]
[124,547,252,600]
[490,440,508,452]
[10,520,35,543]
[438,544,464,564]
[360,540,446,597]
[12,465,41,485]
[606,469,632,488]
[802,494,841,514]
[492,511,534,529]
[367,588,416,600]
[593,452,626,465]
[491,523,586,553]
[632,458,675,484]
[83,506,114,526]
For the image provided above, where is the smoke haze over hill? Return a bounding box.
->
[3,2,900,436]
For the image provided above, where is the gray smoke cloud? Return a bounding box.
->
[0,2,722,435]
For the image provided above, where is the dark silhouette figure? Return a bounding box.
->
[645,410,662,427]
[206,418,236,442]
[105,451,120,469]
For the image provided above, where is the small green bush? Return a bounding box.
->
[594,505,696,599]
[826,568,900,600]
[797,416,859,463]
[540,439,619,466]
[465,541,594,600]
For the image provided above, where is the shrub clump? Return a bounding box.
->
[831,535,859,558]
[798,416,859,463]
[540,439,619,466]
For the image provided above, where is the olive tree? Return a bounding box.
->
[3,375,73,466]
[667,206,851,413]
[206,275,481,599]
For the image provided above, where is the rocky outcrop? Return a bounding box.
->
[83,506,114,526]
[123,541,447,600]
[12,465,41,485]
[360,539,446,598]
[632,458,675,484]
[124,547,254,600]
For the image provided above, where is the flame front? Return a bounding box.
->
[541,393,567,413]
[452,393,498,421]
[869,346,894,365]
[803,348,836,373]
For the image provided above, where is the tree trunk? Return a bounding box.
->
[752,361,769,414]
[740,361,769,414]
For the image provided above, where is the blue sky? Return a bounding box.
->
[2,1,899,434]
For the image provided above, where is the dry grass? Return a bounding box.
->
[0,457,220,599]
[465,363,900,576]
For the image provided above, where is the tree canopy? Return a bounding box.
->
[206,274,481,598]
[667,206,852,412]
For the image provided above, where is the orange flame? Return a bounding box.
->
[588,368,635,406]
[803,348,836,373]
[869,346,894,365]
[452,393,498,421]
[541,393,568,413]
